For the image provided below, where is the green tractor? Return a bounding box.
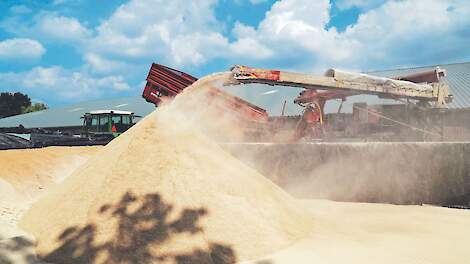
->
[82,110,139,138]
[23,110,139,148]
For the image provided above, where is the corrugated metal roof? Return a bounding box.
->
[0,97,156,128]
[369,61,470,109]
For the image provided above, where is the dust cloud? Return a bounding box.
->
[225,142,470,206]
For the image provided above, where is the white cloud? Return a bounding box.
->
[34,12,92,43]
[3,0,470,73]
[233,0,268,5]
[0,38,45,60]
[335,0,386,10]
[84,53,131,74]
[261,0,331,32]
[341,0,470,69]
[52,0,70,5]
[2,0,470,105]
[228,0,358,70]
[0,66,130,101]
[249,0,268,4]
[1,12,91,44]
[229,23,273,60]
[88,0,228,66]
[169,32,229,65]
[9,5,32,14]
[85,0,334,69]
[226,0,470,71]
[229,37,273,60]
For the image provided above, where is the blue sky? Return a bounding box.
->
[1,0,470,107]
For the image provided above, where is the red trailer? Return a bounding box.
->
[142,63,198,105]
[142,63,269,123]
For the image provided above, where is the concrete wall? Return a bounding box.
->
[224,142,470,206]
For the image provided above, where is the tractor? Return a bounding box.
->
[82,110,139,138]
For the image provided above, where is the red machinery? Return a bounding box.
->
[142,63,269,136]
[143,63,198,105]
[143,64,452,141]
[230,65,452,140]
[293,89,351,139]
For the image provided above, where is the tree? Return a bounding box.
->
[22,102,48,114]
[0,92,31,118]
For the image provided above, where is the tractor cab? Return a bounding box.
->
[82,110,138,137]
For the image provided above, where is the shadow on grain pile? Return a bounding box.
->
[41,191,236,264]
[0,236,39,264]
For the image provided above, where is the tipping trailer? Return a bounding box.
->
[143,63,268,122]
[143,63,198,105]
[142,64,270,138]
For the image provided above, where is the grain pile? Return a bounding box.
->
[0,147,99,194]
[248,200,470,264]
[20,73,312,264]
[0,147,99,225]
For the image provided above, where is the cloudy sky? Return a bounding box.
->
[1,0,470,107]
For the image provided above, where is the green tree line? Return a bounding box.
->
[0,92,48,118]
